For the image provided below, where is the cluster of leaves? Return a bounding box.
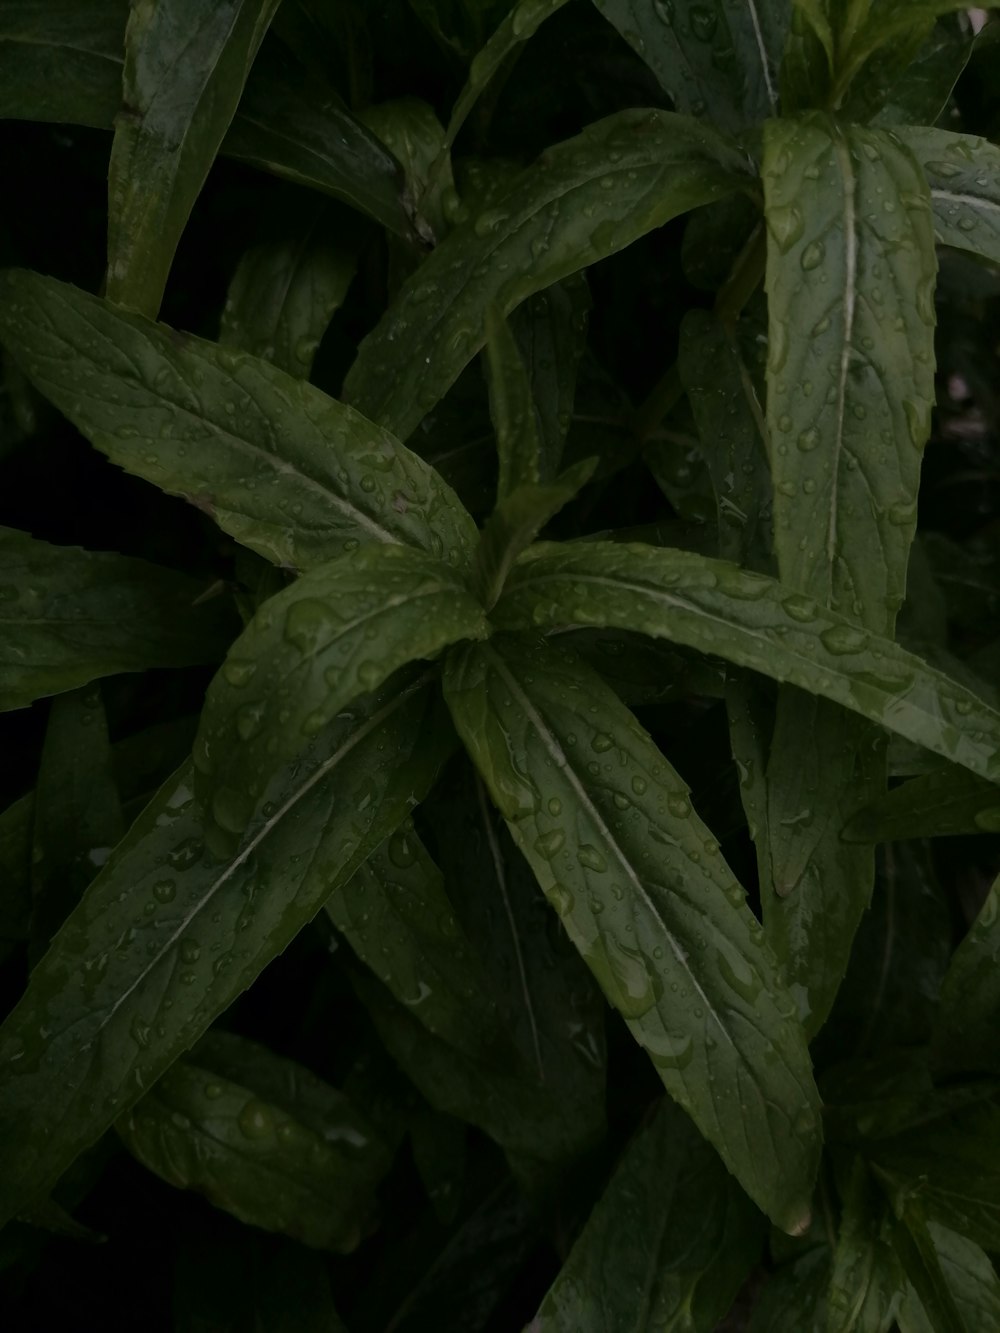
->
[1,0,1000,1328]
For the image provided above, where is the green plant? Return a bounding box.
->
[1,0,999,1327]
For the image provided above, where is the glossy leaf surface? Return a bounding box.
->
[531,1097,762,1330]
[0,526,233,711]
[443,633,821,1232]
[495,542,1000,785]
[845,768,1000,841]
[193,544,488,844]
[898,127,1000,267]
[0,271,478,574]
[344,109,754,440]
[107,0,280,316]
[825,1158,902,1332]
[0,675,447,1227]
[119,1030,390,1251]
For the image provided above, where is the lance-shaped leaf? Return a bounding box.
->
[194,545,487,846]
[29,686,123,962]
[443,0,572,157]
[885,1201,965,1333]
[871,1097,1000,1252]
[360,97,452,244]
[106,0,281,316]
[531,1097,763,1331]
[836,1,988,95]
[0,525,234,711]
[509,277,589,480]
[475,460,597,609]
[763,115,936,631]
[826,1158,903,1332]
[932,874,1000,1076]
[0,672,449,1228]
[219,201,358,379]
[0,0,128,127]
[591,0,787,132]
[485,306,546,501]
[0,14,412,237]
[0,794,32,962]
[493,542,1000,786]
[344,110,755,440]
[443,634,821,1233]
[118,1031,391,1252]
[896,128,1000,268]
[872,15,974,128]
[0,271,478,574]
[749,1246,830,1333]
[327,826,508,1062]
[844,768,1000,842]
[897,1223,1000,1333]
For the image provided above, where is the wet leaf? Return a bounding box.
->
[0,525,234,711]
[933,873,1000,1076]
[443,633,821,1233]
[0,270,478,574]
[898,127,1000,267]
[844,767,1000,841]
[825,1158,903,1332]
[897,1222,1000,1333]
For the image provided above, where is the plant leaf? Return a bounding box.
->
[932,873,1000,1076]
[591,0,788,131]
[0,270,479,574]
[219,201,358,379]
[748,1245,830,1333]
[29,685,123,962]
[476,460,597,609]
[118,1030,391,1251]
[443,633,821,1233]
[897,1222,1000,1333]
[896,127,1000,267]
[484,305,546,501]
[360,96,453,245]
[494,542,1000,786]
[193,544,488,846]
[344,109,755,440]
[0,672,448,1227]
[844,767,1000,841]
[826,1158,903,1332]
[530,1096,762,1331]
[0,525,234,711]
[0,0,128,127]
[872,15,974,128]
[106,0,281,316]
[885,1199,966,1333]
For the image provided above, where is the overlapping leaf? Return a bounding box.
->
[193,544,488,845]
[898,128,1000,267]
[0,673,448,1227]
[0,526,234,711]
[0,271,478,574]
[344,109,755,440]
[933,874,1000,1076]
[443,633,821,1232]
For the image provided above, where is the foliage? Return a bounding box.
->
[1,0,999,1328]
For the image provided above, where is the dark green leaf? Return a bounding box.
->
[443,634,820,1233]
[844,767,1000,841]
[29,685,123,961]
[872,16,974,128]
[825,1158,903,1332]
[484,305,546,501]
[0,672,447,1227]
[0,794,32,959]
[106,0,281,316]
[219,201,358,378]
[531,1097,763,1331]
[0,0,128,127]
[591,0,788,131]
[933,873,1000,1076]
[885,1199,966,1333]
[494,542,1000,786]
[193,544,488,846]
[0,270,479,574]
[0,525,234,711]
[118,1031,390,1251]
[748,1244,830,1333]
[360,97,452,245]
[897,1222,1000,1333]
[344,109,755,440]
[475,460,597,609]
[897,127,1000,266]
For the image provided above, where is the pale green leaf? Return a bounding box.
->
[897,127,1000,266]
[194,545,488,846]
[107,0,281,316]
[118,1030,390,1251]
[443,634,821,1233]
[344,109,755,440]
[0,270,478,574]
[933,874,1000,1076]
[592,0,789,130]
[494,542,1000,786]
[531,1098,763,1331]
[219,201,358,378]
[0,525,234,711]
[0,672,448,1227]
